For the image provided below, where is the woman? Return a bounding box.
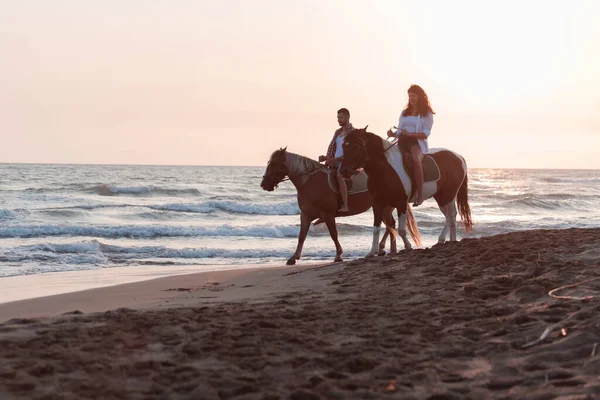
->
[387,84,435,207]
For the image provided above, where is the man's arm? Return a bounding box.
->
[326,156,343,166]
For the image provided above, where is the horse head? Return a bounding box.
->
[339,129,368,179]
[260,147,288,191]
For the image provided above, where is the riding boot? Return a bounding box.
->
[412,159,424,206]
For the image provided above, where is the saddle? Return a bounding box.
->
[327,169,369,195]
[402,153,441,184]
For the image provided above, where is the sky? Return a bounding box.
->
[1,0,599,169]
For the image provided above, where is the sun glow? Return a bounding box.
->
[0,1,598,167]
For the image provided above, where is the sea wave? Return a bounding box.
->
[0,239,370,271]
[0,209,17,221]
[6,240,365,259]
[0,209,28,221]
[503,196,598,211]
[149,200,300,215]
[0,222,370,239]
[86,184,201,197]
[41,199,301,216]
[540,177,600,184]
[12,184,202,197]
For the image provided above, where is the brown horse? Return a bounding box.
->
[260,148,401,265]
[340,129,473,256]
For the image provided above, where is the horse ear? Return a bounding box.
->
[363,125,369,131]
[283,146,287,152]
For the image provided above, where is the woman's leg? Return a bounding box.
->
[411,145,425,206]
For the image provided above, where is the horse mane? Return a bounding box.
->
[347,129,387,161]
[284,151,326,176]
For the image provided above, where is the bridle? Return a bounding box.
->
[343,133,397,172]
[262,157,324,189]
[262,159,289,189]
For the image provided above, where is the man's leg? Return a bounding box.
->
[336,172,349,213]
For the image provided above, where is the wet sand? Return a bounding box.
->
[0,228,599,399]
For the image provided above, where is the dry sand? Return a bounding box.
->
[0,228,599,399]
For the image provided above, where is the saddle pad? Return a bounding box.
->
[423,155,441,183]
[328,170,369,195]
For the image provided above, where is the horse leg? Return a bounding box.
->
[379,227,398,256]
[388,208,398,254]
[366,204,384,258]
[438,203,450,244]
[396,207,413,250]
[287,212,311,265]
[389,222,397,254]
[323,213,343,262]
[449,199,458,241]
[377,207,396,256]
[378,207,397,256]
[378,229,389,256]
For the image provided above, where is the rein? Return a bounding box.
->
[286,161,324,181]
[384,138,398,153]
[263,159,324,188]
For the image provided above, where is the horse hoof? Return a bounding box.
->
[286,258,296,266]
[377,250,386,256]
[334,257,343,263]
[365,252,376,258]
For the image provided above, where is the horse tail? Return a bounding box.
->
[406,205,422,248]
[457,172,473,233]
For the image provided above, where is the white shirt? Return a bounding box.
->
[334,134,345,158]
[396,111,434,154]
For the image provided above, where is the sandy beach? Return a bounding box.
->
[1,228,599,399]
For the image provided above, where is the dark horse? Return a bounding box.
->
[260,148,404,265]
[340,129,473,256]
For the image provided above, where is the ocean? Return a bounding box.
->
[0,164,598,278]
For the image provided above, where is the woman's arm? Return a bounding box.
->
[405,112,434,140]
[396,113,404,138]
[405,132,428,140]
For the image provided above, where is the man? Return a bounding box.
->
[319,108,354,214]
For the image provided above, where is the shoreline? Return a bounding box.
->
[0,262,290,305]
[0,261,334,322]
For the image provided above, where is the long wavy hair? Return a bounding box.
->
[402,84,435,117]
